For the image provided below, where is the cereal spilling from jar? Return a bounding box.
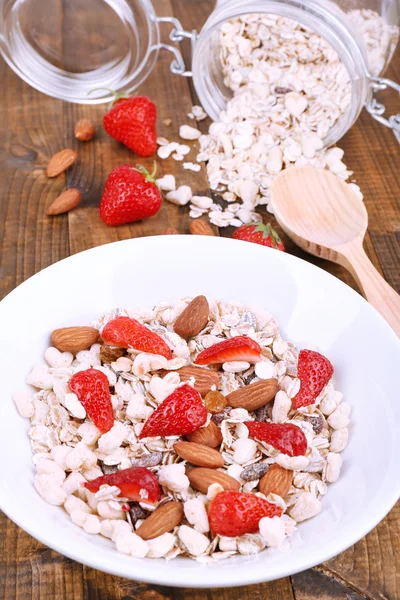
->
[14,297,351,561]
[196,13,361,225]
[157,10,396,228]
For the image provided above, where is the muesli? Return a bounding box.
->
[14,296,350,561]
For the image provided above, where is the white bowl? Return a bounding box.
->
[0,236,399,588]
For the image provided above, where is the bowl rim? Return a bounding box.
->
[0,235,399,587]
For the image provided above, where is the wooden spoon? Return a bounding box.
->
[270,167,400,337]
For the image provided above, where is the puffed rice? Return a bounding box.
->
[156,174,176,192]
[165,186,192,206]
[178,525,209,556]
[179,125,201,140]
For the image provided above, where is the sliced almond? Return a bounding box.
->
[135,501,183,540]
[187,468,241,494]
[186,420,222,448]
[189,220,215,236]
[46,188,82,215]
[174,441,224,468]
[74,118,95,141]
[173,296,209,339]
[46,149,77,177]
[51,326,99,353]
[226,379,279,411]
[162,366,219,397]
[259,464,293,498]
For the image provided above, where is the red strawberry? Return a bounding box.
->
[139,384,207,438]
[83,466,161,504]
[293,349,334,409]
[246,422,307,456]
[102,316,172,359]
[103,95,157,157]
[100,164,162,226]
[208,491,283,537]
[69,368,114,433]
[194,336,262,365]
[233,222,285,251]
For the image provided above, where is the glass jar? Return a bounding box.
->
[0,0,398,144]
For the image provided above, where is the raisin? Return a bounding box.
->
[274,86,292,94]
[304,415,324,435]
[131,452,162,468]
[204,391,227,414]
[128,502,149,525]
[254,405,270,422]
[100,462,119,475]
[100,344,126,363]
[211,407,231,424]
[240,463,269,481]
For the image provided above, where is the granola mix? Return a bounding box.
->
[14,297,350,562]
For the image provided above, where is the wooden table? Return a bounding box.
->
[0,1,399,598]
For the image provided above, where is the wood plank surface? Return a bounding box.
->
[0,0,398,598]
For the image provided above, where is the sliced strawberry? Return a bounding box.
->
[293,349,334,408]
[102,316,172,359]
[246,422,307,456]
[194,336,262,365]
[69,368,114,433]
[139,384,207,438]
[83,466,161,504]
[208,490,283,537]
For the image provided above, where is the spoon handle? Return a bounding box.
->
[341,243,400,337]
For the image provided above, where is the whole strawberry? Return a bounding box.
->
[233,222,285,251]
[103,94,157,157]
[100,164,162,226]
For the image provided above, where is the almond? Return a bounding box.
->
[174,441,224,468]
[259,464,293,498]
[189,220,215,236]
[100,345,126,363]
[161,227,179,235]
[226,379,279,411]
[186,420,222,448]
[46,188,82,215]
[135,501,183,540]
[173,296,209,339]
[74,118,95,141]
[46,149,77,177]
[51,326,99,353]
[187,468,240,494]
[162,366,219,397]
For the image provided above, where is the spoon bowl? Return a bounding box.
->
[271,166,400,336]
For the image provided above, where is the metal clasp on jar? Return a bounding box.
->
[156,17,197,77]
[366,76,400,143]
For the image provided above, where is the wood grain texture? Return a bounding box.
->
[0,0,399,598]
[271,167,400,335]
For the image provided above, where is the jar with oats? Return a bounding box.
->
[0,0,398,144]
[196,0,400,145]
